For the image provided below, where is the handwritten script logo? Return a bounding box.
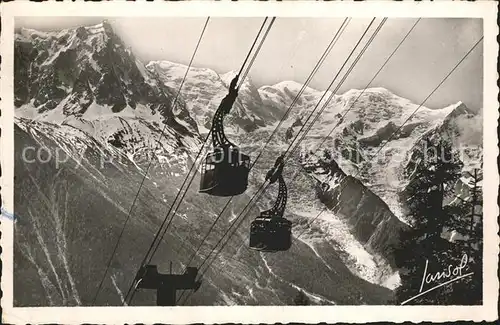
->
[401,253,474,305]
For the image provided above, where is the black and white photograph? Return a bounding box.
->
[1,2,498,324]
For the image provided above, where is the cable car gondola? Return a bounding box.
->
[199,75,250,197]
[249,155,292,252]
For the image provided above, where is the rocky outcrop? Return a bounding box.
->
[303,155,409,267]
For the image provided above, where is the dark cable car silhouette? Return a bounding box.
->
[249,155,292,252]
[133,264,201,306]
[199,74,250,197]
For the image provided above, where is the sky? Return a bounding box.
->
[16,17,483,112]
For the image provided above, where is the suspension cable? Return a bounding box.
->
[91,16,210,306]
[257,18,416,199]
[313,18,421,153]
[123,18,274,305]
[227,17,276,134]
[178,18,381,305]
[238,18,276,88]
[264,17,414,216]
[197,17,376,269]
[281,18,377,162]
[179,18,351,274]
[286,18,387,160]
[176,182,269,304]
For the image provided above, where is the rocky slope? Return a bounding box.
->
[259,84,482,221]
[11,20,482,307]
[147,61,283,134]
[13,117,396,306]
[15,21,199,164]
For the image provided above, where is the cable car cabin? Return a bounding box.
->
[133,265,201,306]
[249,215,292,252]
[199,145,250,197]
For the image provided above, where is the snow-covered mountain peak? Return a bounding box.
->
[147,60,221,82]
[15,21,481,235]
[275,83,481,221]
[17,21,115,54]
[220,70,255,90]
[150,61,280,134]
[17,27,51,40]
[220,69,238,80]
[272,80,323,96]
